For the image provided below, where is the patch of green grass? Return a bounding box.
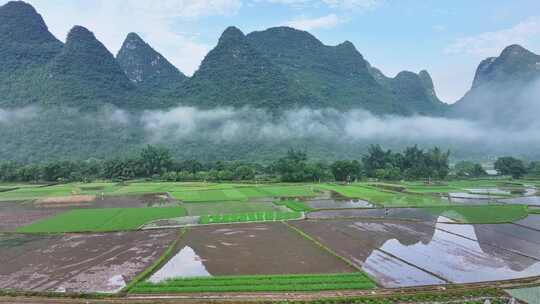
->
[0,182,124,201]
[0,184,75,201]
[198,211,301,224]
[317,184,448,207]
[426,205,529,224]
[274,200,313,212]
[185,201,281,216]
[16,207,186,233]
[171,185,316,203]
[528,208,540,214]
[130,273,375,293]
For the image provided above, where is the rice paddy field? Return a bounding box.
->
[16,207,187,233]
[0,178,539,303]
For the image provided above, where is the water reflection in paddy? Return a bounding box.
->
[306,199,373,209]
[148,246,210,283]
[498,196,540,206]
[373,218,540,284]
[294,217,540,287]
[307,208,438,222]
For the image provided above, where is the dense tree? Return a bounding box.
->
[495,157,527,179]
[330,160,361,182]
[273,149,309,182]
[455,161,487,178]
[362,145,449,180]
[140,145,173,176]
[528,161,540,177]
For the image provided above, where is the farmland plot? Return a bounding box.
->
[148,222,355,280]
[292,219,540,287]
[0,230,178,293]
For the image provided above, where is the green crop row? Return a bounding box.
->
[425,204,529,224]
[274,200,313,212]
[198,211,301,224]
[130,273,375,293]
[16,207,187,233]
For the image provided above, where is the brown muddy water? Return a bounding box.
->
[291,218,540,287]
[147,222,355,282]
[0,230,178,293]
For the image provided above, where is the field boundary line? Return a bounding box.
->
[281,221,379,287]
[122,228,187,294]
[435,226,540,262]
[375,248,452,284]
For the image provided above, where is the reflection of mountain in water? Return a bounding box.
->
[370,218,540,283]
[472,224,540,271]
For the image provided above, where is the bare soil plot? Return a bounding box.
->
[34,195,96,208]
[292,219,540,287]
[0,230,178,293]
[152,222,355,280]
[0,201,63,231]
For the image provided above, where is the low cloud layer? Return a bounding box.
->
[140,106,540,147]
[0,107,37,123]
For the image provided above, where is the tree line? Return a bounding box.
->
[0,145,537,183]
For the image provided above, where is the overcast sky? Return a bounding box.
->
[4,0,540,103]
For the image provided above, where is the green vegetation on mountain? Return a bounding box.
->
[44,26,135,109]
[181,26,303,109]
[116,32,187,107]
[0,1,62,107]
[452,44,540,122]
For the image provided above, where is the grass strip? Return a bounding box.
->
[198,211,302,224]
[425,204,529,224]
[122,228,186,293]
[130,273,375,293]
[274,200,314,212]
[300,288,506,304]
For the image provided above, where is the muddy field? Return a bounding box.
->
[0,230,179,293]
[291,219,540,287]
[306,199,373,209]
[306,208,439,222]
[0,194,177,231]
[0,201,63,231]
[149,222,355,282]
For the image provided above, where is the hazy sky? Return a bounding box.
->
[4,0,540,103]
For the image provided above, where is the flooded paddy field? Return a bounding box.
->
[0,230,178,293]
[515,214,540,230]
[437,221,540,260]
[306,208,439,222]
[306,198,374,209]
[498,196,540,206]
[149,222,355,282]
[291,219,540,287]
